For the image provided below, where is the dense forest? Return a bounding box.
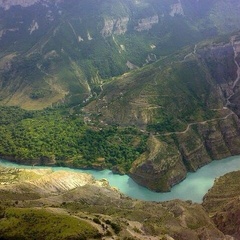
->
[0,106,147,173]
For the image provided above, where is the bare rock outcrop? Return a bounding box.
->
[130,135,187,192]
[169,0,184,17]
[101,17,129,37]
[0,0,40,10]
[134,15,159,32]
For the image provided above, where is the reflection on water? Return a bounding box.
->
[1,155,240,203]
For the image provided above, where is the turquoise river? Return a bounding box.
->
[1,156,240,203]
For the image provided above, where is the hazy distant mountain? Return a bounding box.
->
[1,0,240,109]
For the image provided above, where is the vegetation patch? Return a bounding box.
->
[0,207,100,240]
[0,107,147,173]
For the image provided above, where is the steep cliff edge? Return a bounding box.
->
[129,135,187,192]
[130,113,240,191]
[203,171,240,239]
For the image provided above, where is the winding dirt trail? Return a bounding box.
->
[155,112,234,137]
[183,44,197,61]
[153,39,239,138]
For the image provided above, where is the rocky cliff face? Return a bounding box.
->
[130,113,240,191]
[134,15,159,32]
[203,171,240,239]
[130,135,187,192]
[101,17,129,37]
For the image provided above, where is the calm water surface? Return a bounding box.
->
[1,156,240,203]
